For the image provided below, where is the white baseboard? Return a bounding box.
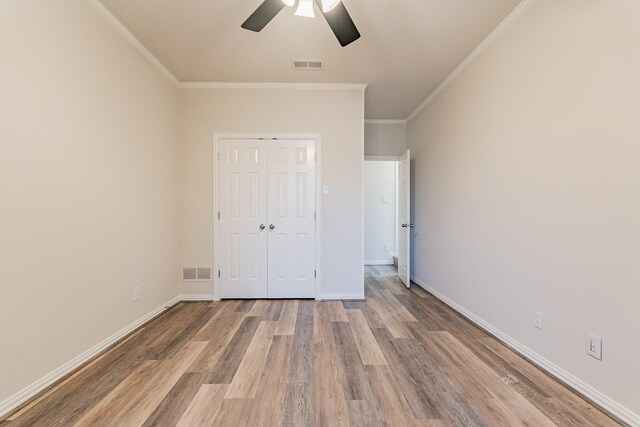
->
[320,293,365,300]
[410,275,640,427]
[180,293,366,301]
[364,260,394,266]
[179,294,215,301]
[0,295,181,420]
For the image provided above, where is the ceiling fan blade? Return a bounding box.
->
[241,0,287,32]
[315,0,361,47]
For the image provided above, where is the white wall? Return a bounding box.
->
[408,0,640,420]
[0,0,179,406]
[365,122,406,156]
[364,161,397,264]
[178,88,364,298]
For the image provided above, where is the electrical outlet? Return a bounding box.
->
[587,333,602,360]
[534,311,544,330]
[133,286,140,302]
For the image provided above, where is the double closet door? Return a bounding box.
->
[218,139,316,299]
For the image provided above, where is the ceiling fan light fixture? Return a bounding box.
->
[295,0,315,18]
[321,0,341,13]
[281,0,295,6]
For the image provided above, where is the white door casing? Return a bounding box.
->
[216,136,317,299]
[267,140,316,298]
[398,149,411,287]
[218,139,269,298]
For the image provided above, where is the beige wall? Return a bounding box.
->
[408,0,640,417]
[365,122,407,156]
[178,88,364,298]
[0,0,179,404]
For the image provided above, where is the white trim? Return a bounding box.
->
[405,0,537,122]
[364,119,407,125]
[0,295,181,420]
[360,90,366,302]
[180,294,215,301]
[85,0,180,87]
[320,293,365,301]
[85,2,369,94]
[213,133,323,301]
[180,82,367,91]
[410,275,640,427]
[364,260,394,266]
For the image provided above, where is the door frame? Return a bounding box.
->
[212,133,322,301]
[362,152,410,287]
[363,156,402,269]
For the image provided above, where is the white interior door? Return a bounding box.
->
[218,140,268,298]
[398,149,411,287]
[267,140,316,298]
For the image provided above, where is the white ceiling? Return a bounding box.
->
[99,0,522,119]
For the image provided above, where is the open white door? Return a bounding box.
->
[397,149,411,287]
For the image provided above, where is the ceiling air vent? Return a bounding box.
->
[182,267,212,281]
[292,60,324,71]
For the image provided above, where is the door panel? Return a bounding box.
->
[267,140,316,298]
[398,149,411,287]
[219,140,268,298]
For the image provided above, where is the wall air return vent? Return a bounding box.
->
[292,60,324,71]
[197,267,211,280]
[182,267,212,281]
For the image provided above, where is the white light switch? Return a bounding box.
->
[382,196,389,203]
[323,185,330,195]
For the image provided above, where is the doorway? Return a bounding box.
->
[363,149,411,287]
[213,135,321,300]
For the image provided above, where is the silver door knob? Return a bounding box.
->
[269,224,275,230]
[259,224,266,230]
[401,224,408,228]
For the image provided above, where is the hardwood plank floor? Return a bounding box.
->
[2,266,623,426]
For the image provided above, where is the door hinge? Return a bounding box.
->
[218,270,221,278]
[314,270,317,278]
[314,211,316,220]
[218,211,220,220]
[217,152,221,161]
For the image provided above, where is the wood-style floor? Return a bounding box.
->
[3,267,621,426]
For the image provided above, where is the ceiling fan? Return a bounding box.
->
[241,0,361,47]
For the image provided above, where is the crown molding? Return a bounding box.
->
[364,119,406,125]
[86,1,367,93]
[86,0,180,87]
[178,82,368,91]
[405,0,537,123]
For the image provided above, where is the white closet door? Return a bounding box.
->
[218,140,268,298]
[267,140,316,298]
